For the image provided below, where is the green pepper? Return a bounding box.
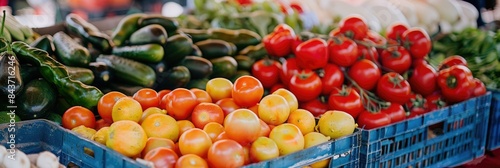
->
[11,41,103,112]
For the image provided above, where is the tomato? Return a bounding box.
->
[98,91,126,123]
[164,88,199,120]
[224,109,261,146]
[263,24,296,57]
[62,106,96,130]
[357,110,391,130]
[178,128,213,158]
[348,59,381,91]
[338,15,369,40]
[250,137,279,162]
[376,72,412,104]
[175,154,208,168]
[380,46,412,74]
[191,103,225,128]
[425,91,447,112]
[366,30,387,47]
[472,78,487,97]
[158,89,171,109]
[272,88,299,113]
[258,119,271,137]
[328,86,364,118]
[95,119,111,130]
[318,64,344,96]
[143,147,178,168]
[437,55,468,70]
[358,45,379,63]
[203,122,225,142]
[437,65,474,103]
[190,88,213,104]
[409,62,438,97]
[328,28,341,37]
[385,22,409,41]
[232,75,264,107]
[177,120,195,137]
[289,69,322,102]
[381,103,406,123]
[258,95,290,126]
[215,131,229,141]
[206,78,233,103]
[295,38,328,70]
[327,36,359,67]
[279,57,301,87]
[300,97,329,117]
[406,93,427,117]
[251,59,282,89]
[207,139,245,168]
[142,137,176,157]
[401,28,431,59]
[269,123,304,156]
[317,110,356,139]
[270,83,285,93]
[215,98,240,116]
[133,88,160,110]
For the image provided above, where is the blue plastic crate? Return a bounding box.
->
[0,119,148,168]
[243,129,360,168]
[360,92,492,168]
[487,90,500,150]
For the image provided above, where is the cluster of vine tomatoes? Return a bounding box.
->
[259,15,487,130]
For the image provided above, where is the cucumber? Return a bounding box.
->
[30,35,56,56]
[111,13,145,46]
[234,55,255,71]
[181,28,210,43]
[88,62,112,87]
[16,78,57,120]
[186,78,209,90]
[196,39,237,59]
[163,33,193,66]
[210,56,238,78]
[53,31,91,67]
[112,44,164,63]
[180,56,213,79]
[66,66,95,85]
[191,45,203,57]
[129,24,168,45]
[97,55,156,87]
[153,65,190,90]
[138,14,179,35]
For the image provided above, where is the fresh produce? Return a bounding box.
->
[65,13,114,53]
[53,31,91,67]
[0,11,35,43]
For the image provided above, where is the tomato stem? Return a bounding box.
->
[446,75,458,88]
[342,70,389,113]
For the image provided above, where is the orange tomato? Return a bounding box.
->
[248,104,259,115]
[175,154,209,168]
[191,103,225,128]
[242,145,251,165]
[107,120,148,157]
[304,132,331,168]
[207,139,245,168]
[272,88,299,112]
[224,109,261,146]
[232,76,264,107]
[164,88,199,120]
[203,122,225,143]
[141,114,179,141]
[250,137,279,162]
[133,88,160,110]
[144,147,178,168]
[177,120,195,137]
[287,109,316,135]
[215,131,229,141]
[269,123,304,156]
[258,119,271,137]
[258,94,290,125]
[142,137,176,157]
[206,78,233,102]
[178,128,213,158]
[62,106,96,130]
[215,98,240,116]
[98,91,126,123]
[111,97,143,122]
[191,88,213,103]
[139,107,167,124]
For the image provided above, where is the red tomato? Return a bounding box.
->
[409,62,438,97]
[299,97,329,117]
[232,76,264,107]
[385,22,409,41]
[295,38,329,70]
[270,83,285,93]
[289,70,323,102]
[224,109,261,146]
[366,30,387,46]
[357,110,391,130]
[401,28,431,59]
[95,119,111,130]
[328,86,364,118]
[258,119,271,137]
[472,78,487,97]
[178,128,213,158]
[191,103,225,128]
[328,28,341,37]
[425,92,447,112]
[380,46,412,74]
[376,72,412,104]
[164,88,199,120]
[207,140,245,168]
[437,55,468,70]
[358,45,379,63]
[98,91,126,123]
[279,57,301,87]
[338,15,369,40]
[144,147,178,168]
[406,93,428,117]
[215,98,241,116]
[158,89,171,108]
[319,64,344,95]
[251,59,282,89]
[437,65,474,103]
[62,106,96,130]
[327,36,359,67]
[263,24,296,57]
[133,88,160,110]
[348,59,381,91]
[381,103,406,123]
[190,88,213,104]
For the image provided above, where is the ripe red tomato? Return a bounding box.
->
[144,147,179,168]
[437,65,474,103]
[409,62,438,97]
[263,24,296,57]
[62,106,96,130]
[215,98,241,116]
[224,109,261,146]
[164,88,199,120]
[437,55,468,70]
[348,59,381,91]
[232,76,264,107]
[406,93,428,117]
[472,78,487,97]
[380,46,412,74]
[376,72,412,104]
[299,97,329,117]
[289,70,323,102]
[279,57,301,87]
[338,15,369,40]
[251,59,282,89]
[133,88,160,110]
[381,103,406,123]
[319,64,344,95]
[95,119,111,130]
[207,139,245,168]
[98,91,126,123]
[401,28,431,59]
[357,110,391,130]
[328,28,341,37]
[328,86,364,118]
[270,83,285,93]
[295,38,328,70]
[327,36,359,67]
[358,45,379,63]
[425,92,447,112]
[158,89,171,108]
[385,22,409,41]
[366,30,387,47]
[191,103,225,128]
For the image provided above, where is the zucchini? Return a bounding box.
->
[53,31,91,67]
[180,56,213,79]
[97,55,156,87]
[112,44,164,63]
